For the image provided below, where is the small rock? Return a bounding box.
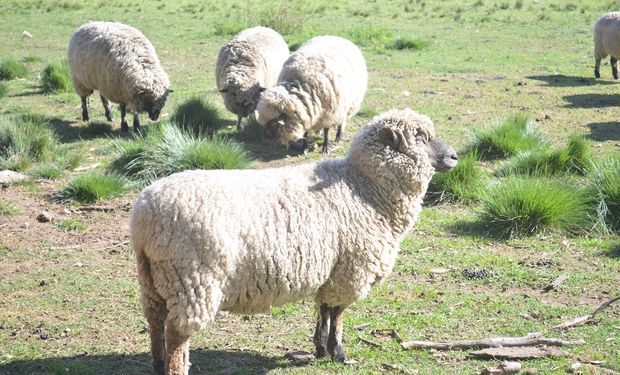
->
[22,31,32,38]
[402,90,411,97]
[569,362,582,372]
[430,267,450,274]
[36,211,54,223]
[544,114,551,120]
[20,222,30,229]
[39,280,49,286]
[481,361,522,374]
[0,170,27,186]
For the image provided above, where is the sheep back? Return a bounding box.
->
[67,21,169,112]
[594,12,620,59]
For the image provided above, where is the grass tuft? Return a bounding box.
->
[0,200,20,216]
[29,163,63,179]
[55,218,88,232]
[480,177,595,238]
[41,61,73,93]
[0,112,57,171]
[426,151,488,204]
[468,113,548,160]
[60,171,127,203]
[588,154,620,232]
[0,82,8,98]
[111,122,252,184]
[0,57,28,80]
[170,96,223,136]
[391,35,429,51]
[347,25,395,49]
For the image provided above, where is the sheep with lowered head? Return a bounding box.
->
[256,35,367,154]
[130,108,457,375]
[68,21,170,131]
[216,26,289,131]
[594,12,620,79]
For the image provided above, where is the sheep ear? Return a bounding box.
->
[168,89,174,93]
[258,86,266,93]
[378,127,408,151]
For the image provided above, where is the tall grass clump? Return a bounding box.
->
[391,35,429,51]
[499,134,591,176]
[588,154,620,232]
[468,113,548,159]
[170,96,223,136]
[41,61,73,93]
[0,83,8,99]
[60,170,127,203]
[0,112,57,170]
[347,25,395,49]
[0,57,28,80]
[480,177,595,238]
[111,122,252,184]
[426,151,488,204]
[0,200,20,216]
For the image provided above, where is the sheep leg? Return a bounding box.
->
[595,57,602,78]
[145,299,167,375]
[321,128,330,154]
[133,112,141,131]
[120,104,130,132]
[313,303,330,358]
[327,306,346,361]
[236,114,244,132]
[165,321,191,375]
[100,95,113,122]
[81,96,89,122]
[612,57,619,80]
[335,124,343,143]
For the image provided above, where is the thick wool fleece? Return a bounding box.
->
[255,35,367,141]
[216,26,289,118]
[594,12,620,60]
[67,21,169,112]
[131,108,436,337]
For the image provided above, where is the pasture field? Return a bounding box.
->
[1,0,619,374]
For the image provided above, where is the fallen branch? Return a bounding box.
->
[471,346,567,360]
[401,333,584,350]
[358,335,384,349]
[553,295,620,331]
[543,273,568,292]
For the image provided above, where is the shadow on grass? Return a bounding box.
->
[447,218,500,240]
[527,75,616,87]
[587,122,620,142]
[603,243,620,258]
[49,118,144,143]
[563,94,620,109]
[0,348,303,375]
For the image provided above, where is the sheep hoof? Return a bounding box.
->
[121,122,130,132]
[153,359,165,375]
[331,350,346,362]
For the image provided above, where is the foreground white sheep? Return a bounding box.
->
[216,26,289,131]
[67,21,170,131]
[594,12,620,79]
[255,35,367,154]
[131,108,457,375]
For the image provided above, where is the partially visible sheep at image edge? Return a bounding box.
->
[130,108,458,375]
[67,21,170,131]
[594,12,620,79]
[256,35,368,154]
[215,26,289,132]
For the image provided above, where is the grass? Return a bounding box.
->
[55,218,88,232]
[110,122,252,184]
[468,114,548,160]
[391,35,429,51]
[425,151,488,204]
[41,61,72,94]
[0,82,7,98]
[0,57,28,80]
[588,153,620,232]
[0,200,20,216]
[59,171,127,203]
[346,25,395,49]
[479,177,596,238]
[170,96,223,136]
[0,112,57,171]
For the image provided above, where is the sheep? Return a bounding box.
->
[130,108,458,375]
[255,35,367,154]
[216,26,289,132]
[67,21,170,131]
[594,12,620,79]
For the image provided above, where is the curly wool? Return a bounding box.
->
[255,35,367,142]
[216,26,289,119]
[131,108,436,337]
[67,21,169,113]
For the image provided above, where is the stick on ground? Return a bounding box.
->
[401,333,585,350]
[553,295,620,331]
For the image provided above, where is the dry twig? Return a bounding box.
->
[401,332,584,350]
[553,295,620,331]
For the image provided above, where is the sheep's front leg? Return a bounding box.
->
[612,56,619,80]
[335,124,344,143]
[236,114,244,132]
[595,57,602,78]
[100,95,113,122]
[120,104,130,132]
[327,306,346,361]
[321,128,330,154]
[165,321,191,375]
[81,96,89,121]
[313,303,330,358]
[133,112,141,131]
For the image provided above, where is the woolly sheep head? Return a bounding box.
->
[349,108,457,191]
[133,87,170,121]
[219,82,266,118]
[255,84,309,144]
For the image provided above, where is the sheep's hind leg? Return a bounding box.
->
[100,95,113,122]
[145,298,167,375]
[313,303,330,358]
[120,104,130,132]
[80,96,89,121]
[133,112,141,131]
[595,57,602,78]
[236,114,244,132]
[165,321,191,375]
[612,57,619,80]
[327,306,346,362]
[321,128,330,154]
[335,124,343,143]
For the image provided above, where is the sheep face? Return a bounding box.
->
[134,88,170,121]
[220,83,266,118]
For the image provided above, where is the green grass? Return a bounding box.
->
[468,114,549,160]
[55,218,88,232]
[425,151,488,204]
[480,177,596,238]
[588,153,620,232]
[110,122,252,184]
[59,171,127,203]
[0,200,20,216]
[0,112,58,171]
[41,61,72,94]
[0,82,7,98]
[346,25,395,49]
[170,96,223,136]
[391,35,429,51]
[0,57,28,80]
[29,163,63,179]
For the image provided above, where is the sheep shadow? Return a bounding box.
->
[602,243,620,258]
[527,75,616,87]
[49,118,146,144]
[587,122,620,142]
[563,93,620,109]
[0,348,302,375]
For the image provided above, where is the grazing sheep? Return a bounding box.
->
[594,12,620,79]
[255,35,367,154]
[67,21,170,131]
[216,26,289,131]
[131,108,457,375]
